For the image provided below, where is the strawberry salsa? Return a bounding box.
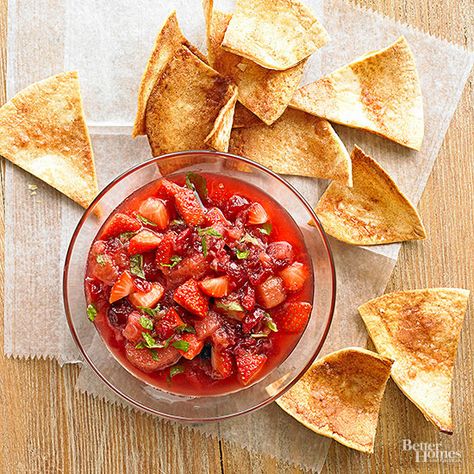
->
[85,173,313,396]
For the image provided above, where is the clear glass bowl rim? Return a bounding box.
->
[62,150,336,421]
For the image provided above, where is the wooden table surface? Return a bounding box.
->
[1,1,472,473]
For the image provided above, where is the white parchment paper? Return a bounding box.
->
[4,0,473,471]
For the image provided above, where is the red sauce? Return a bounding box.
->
[85,173,313,396]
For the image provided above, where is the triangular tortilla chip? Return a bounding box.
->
[358,288,469,433]
[232,103,262,129]
[315,146,426,244]
[277,347,393,453]
[0,71,98,208]
[145,46,237,155]
[291,37,424,150]
[132,11,207,137]
[204,0,305,125]
[229,108,352,184]
[221,0,329,71]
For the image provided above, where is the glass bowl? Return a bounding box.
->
[63,151,336,421]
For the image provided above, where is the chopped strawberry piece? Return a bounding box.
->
[154,308,184,339]
[138,197,169,230]
[91,253,119,286]
[247,202,268,225]
[125,342,181,373]
[129,282,164,308]
[206,207,231,226]
[155,232,175,265]
[122,311,148,343]
[128,229,162,255]
[160,178,181,196]
[199,276,230,298]
[173,279,209,318]
[194,311,221,340]
[176,333,204,360]
[109,271,134,303]
[163,253,209,286]
[276,302,312,333]
[256,275,287,309]
[101,213,141,240]
[279,262,307,292]
[205,207,230,235]
[211,347,234,378]
[211,326,235,349]
[174,188,205,226]
[235,350,267,385]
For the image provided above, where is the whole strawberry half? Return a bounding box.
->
[101,213,141,240]
[174,188,205,227]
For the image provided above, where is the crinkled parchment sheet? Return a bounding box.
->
[4,0,473,471]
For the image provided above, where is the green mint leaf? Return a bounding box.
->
[172,340,190,352]
[119,231,137,242]
[142,332,166,349]
[239,233,260,246]
[87,304,97,322]
[139,316,154,330]
[259,223,272,235]
[235,248,250,259]
[170,219,185,226]
[197,227,222,238]
[265,315,278,332]
[160,255,182,268]
[149,349,159,361]
[96,254,106,266]
[250,332,268,338]
[177,324,196,334]
[138,305,161,317]
[215,300,244,312]
[135,341,145,349]
[136,213,157,226]
[168,364,185,381]
[185,172,208,199]
[130,254,145,278]
[201,236,208,257]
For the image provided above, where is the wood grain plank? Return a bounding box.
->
[0,0,472,473]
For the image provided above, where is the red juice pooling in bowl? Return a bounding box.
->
[84,172,314,396]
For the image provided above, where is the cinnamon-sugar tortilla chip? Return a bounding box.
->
[291,37,424,150]
[232,103,262,129]
[229,108,352,184]
[205,85,238,152]
[132,11,207,137]
[277,347,393,453]
[221,0,328,71]
[358,289,470,433]
[314,146,426,245]
[145,46,237,155]
[204,1,305,125]
[0,71,98,208]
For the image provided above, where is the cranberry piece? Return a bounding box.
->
[225,195,250,218]
[105,237,123,254]
[86,277,104,298]
[242,308,266,334]
[107,299,134,327]
[267,241,294,269]
[241,284,256,311]
[224,261,248,287]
